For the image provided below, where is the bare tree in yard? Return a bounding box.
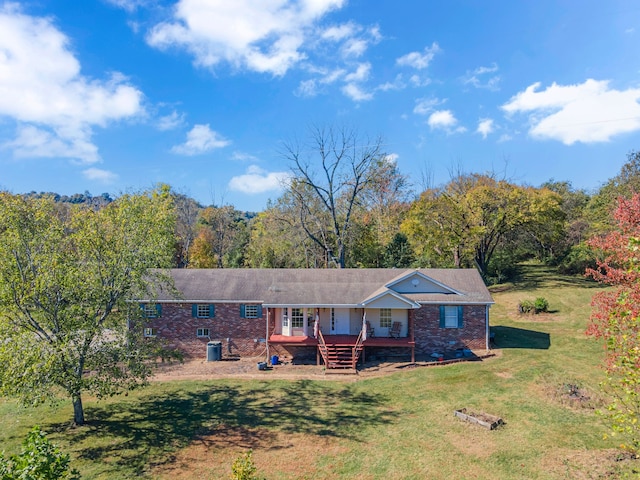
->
[283,126,385,268]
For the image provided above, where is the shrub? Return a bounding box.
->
[518,297,549,314]
[230,450,262,480]
[534,297,549,313]
[0,426,79,480]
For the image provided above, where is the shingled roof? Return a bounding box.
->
[148,268,493,307]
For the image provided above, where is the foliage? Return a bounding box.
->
[382,233,415,268]
[518,297,549,314]
[586,193,640,455]
[230,451,262,480]
[0,189,177,425]
[0,426,79,480]
[584,150,640,235]
[402,173,564,278]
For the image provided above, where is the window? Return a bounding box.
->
[242,304,260,318]
[291,308,304,328]
[440,305,463,328]
[196,328,210,337]
[142,304,161,318]
[282,310,289,327]
[379,308,392,328]
[192,304,214,318]
[144,327,157,337]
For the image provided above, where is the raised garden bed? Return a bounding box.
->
[454,408,503,430]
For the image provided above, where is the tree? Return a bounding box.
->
[402,174,564,279]
[0,190,176,425]
[586,193,640,455]
[283,125,385,268]
[190,205,247,268]
[171,191,202,267]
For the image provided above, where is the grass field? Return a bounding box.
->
[0,264,637,479]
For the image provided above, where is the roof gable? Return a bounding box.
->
[386,270,461,295]
[361,289,420,309]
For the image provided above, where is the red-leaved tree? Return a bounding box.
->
[587,193,640,455]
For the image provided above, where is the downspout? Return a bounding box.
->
[485,304,490,351]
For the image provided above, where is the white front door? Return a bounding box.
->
[331,308,350,334]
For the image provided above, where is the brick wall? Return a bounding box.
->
[412,304,487,353]
[145,303,267,359]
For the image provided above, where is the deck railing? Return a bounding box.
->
[317,329,329,366]
[352,330,364,369]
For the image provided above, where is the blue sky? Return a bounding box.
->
[1,0,640,211]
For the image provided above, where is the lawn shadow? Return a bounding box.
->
[50,381,396,477]
[491,325,551,349]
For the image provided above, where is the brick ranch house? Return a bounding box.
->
[139,268,494,370]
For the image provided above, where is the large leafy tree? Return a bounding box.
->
[587,193,640,454]
[402,174,564,278]
[0,189,176,425]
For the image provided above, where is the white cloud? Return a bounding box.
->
[321,23,357,41]
[427,110,466,133]
[342,83,373,101]
[396,42,440,70]
[229,165,292,194]
[476,118,494,139]
[232,151,259,162]
[157,111,185,131]
[104,0,150,11]
[502,79,640,144]
[463,63,500,90]
[83,167,118,183]
[171,124,231,155]
[146,0,345,76]
[384,153,399,163]
[413,97,443,115]
[295,79,318,97]
[0,5,144,163]
[344,63,371,82]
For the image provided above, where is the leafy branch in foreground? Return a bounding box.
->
[0,426,79,479]
[587,193,640,455]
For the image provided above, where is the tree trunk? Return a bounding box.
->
[73,393,85,425]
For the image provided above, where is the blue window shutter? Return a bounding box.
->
[439,306,445,328]
[257,305,263,318]
[457,306,464,328]
[209,304,215,318]
[139,303,144,312]
[240,304,246,318]
[156,304,162,317]
[191,304,197,317]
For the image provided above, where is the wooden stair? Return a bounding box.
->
[317,331,363,373]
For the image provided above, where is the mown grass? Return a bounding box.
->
[0,263,636,479]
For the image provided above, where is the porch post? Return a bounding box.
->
[265,308,270,362]
[410,309,415,363]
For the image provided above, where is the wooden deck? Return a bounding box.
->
[269,334,415,348]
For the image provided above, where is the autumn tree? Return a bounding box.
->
[402,174,564,279]
[245,197,325,268]
[189,205,248,268]
[587,193,640,454]
[0,189,176,425]
[283,125,385,268]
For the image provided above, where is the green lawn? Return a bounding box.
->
[0,264,636,479]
